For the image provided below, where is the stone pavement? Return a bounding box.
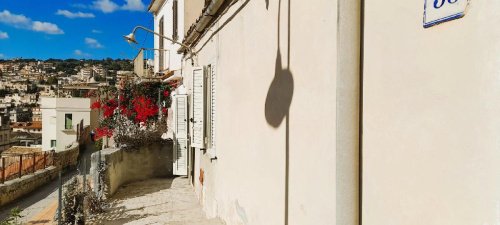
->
[88,177,225,225]
[0,142,95,224]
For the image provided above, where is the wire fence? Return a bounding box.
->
[0,151,55,183]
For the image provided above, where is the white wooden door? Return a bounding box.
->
[173,94,188,175]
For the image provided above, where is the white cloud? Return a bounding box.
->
[56,10,95,19]
[85,38,104,48]
[0,10,31,28]
[72,3,88,9]
[122,0,146,11]
[0,10,64,35]
[32,21,64,34]
[93,0,120,13]
[0,32,8,39]
[0,54,4,58]
[91,29,102,34]
[90,0,145,13]
[74,50,91,57]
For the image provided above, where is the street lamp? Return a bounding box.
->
[124,26,196,65]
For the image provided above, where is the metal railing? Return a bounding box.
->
[0,151,55,184]
[134,48,170,78]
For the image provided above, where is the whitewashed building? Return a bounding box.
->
[41,98,91,151]
[146,0,500,224]
[148,0,184,74]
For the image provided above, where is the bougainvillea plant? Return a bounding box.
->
[89,80,174,149]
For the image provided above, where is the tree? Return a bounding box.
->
[46,77,58,85]
[0,89,11,97]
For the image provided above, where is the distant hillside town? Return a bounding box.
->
[0,58,134,151]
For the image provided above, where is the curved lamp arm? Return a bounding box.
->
[125,25,197,65]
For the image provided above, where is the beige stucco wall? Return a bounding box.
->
[183,0,204,37]
[363,1,500,225]
[181,0,345,224]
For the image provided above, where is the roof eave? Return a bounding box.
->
[148,0,166,14]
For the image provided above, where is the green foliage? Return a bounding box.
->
[62,178,84,225]
[16,108,33,122]
[46,76,58,85]
[0,207,23,225]
[26,83,38,94]
[62,177,104,224]
[94,138,103,150]
[0,89,12,97]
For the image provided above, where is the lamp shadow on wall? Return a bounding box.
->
[264,0,293,224]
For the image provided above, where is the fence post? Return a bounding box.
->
[19,155,23,178]
[1,157,4,184]
[32,153,36,173]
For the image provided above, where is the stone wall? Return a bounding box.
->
[0,142,80,207]
[54,142,79,170]
[0,166,58,207]
[91,141,173,198]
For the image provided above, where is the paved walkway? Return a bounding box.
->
[0,142,96,224]
[0,171,74,224]
[88,177,225,225]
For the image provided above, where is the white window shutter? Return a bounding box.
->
[173,94,188,176]
[207,64,217,158]
[191,67,206,148]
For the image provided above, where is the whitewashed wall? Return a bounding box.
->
[153,0,185,72]
[41,98,90,151]
[182,0,345,224]
[363,1,500,224]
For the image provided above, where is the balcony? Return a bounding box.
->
[133,48,172,80]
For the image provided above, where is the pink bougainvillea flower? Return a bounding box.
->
[102,98,118,118]
[90,101,101,110]
[132,96,158,123]
[95,127,113,139]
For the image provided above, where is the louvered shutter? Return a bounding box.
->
[191,67,205,148]
[173,94,188,175]
[207,64,217,158]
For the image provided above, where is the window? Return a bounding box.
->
[50,140,56,148]
[65,113,72,130]
[159,16,165,70]
[172,0,178,41]
[206,64,217,158]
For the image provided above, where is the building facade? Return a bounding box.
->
[147,0,500,224]
[149,0,185,73]
[40,98,91,151]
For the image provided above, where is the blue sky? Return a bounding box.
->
[0,0,154,60]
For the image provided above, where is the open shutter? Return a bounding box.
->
[173,94,188,175]
[207,64,217,158]
[191,67,205,148]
